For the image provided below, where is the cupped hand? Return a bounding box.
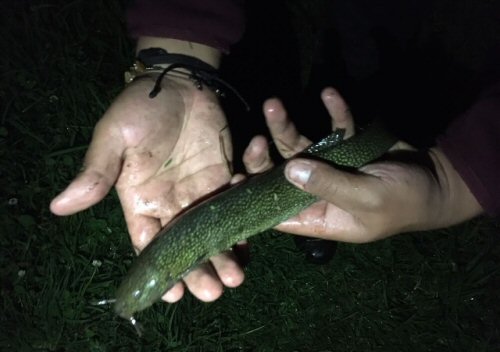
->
[50,75,244,302]
[243,87,482,243]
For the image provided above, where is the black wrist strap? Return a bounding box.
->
[137,48,249,111]
[138,48,218,72]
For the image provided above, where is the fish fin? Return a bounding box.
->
[129,316,144,337]
[304,129,346,154]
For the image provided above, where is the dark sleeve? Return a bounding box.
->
[126,0,245,53]
[437,82,500,217]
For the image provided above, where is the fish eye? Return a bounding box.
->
[132,289,142,299]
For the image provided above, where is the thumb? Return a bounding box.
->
[285,158,376,212]
[50,120,123,215]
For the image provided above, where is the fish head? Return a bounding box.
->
[114,265,174,320]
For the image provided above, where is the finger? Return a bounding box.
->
[242,135,274,174]
[321,87,355,138]
[182,262,224,302]
[124,212,163,253]
[231,173,246,184]
[50,170,117,216]
[115,179,173,251]
[162,282,185,303]
[275,202,364,242]
[285,158,380,213]
[263,98,311,158]
[209,251,245,288]
[162,250,246,303]
[50,119,123,215]
[182,250,245,302]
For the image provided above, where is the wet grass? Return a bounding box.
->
[1,1,499,351]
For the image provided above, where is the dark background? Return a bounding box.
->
[220,0,500,170]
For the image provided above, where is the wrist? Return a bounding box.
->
[127,39,249,111]
[136,37,221,69]
[428,147,483,226]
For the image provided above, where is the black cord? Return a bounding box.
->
[149,63,250,112]
[139,48,250,111]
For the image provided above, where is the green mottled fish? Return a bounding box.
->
[114,124,396,320]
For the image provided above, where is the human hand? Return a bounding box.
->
[243,87,483,243]
[50,74,245,302]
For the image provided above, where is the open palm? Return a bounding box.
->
[51,75,244,302]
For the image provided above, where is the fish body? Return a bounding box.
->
[114,125,396,319]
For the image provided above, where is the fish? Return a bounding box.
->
[113,124,396,321]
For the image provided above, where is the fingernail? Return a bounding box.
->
[250,141,260,154]
[163,290,177,302]
[286,161,311,186]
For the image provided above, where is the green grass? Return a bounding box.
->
[1,1,499,351]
